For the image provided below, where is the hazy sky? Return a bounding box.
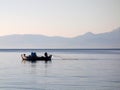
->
[0,0,120,37]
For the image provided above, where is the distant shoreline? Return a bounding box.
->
[0,48,120,54]
[0,48,120,50]
[0,48,120,51]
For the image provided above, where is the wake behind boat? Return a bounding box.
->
[21,52,52,61]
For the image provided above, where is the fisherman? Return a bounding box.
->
[44,52,48,58]
[31,52,37,57]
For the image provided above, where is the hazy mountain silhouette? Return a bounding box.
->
[0,27,120,48]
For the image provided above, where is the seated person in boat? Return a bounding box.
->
[31,52,37,57]
[44,52,48,58]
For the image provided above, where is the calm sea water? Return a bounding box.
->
[0,49,120,90]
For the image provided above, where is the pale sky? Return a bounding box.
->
[0,0,120,37]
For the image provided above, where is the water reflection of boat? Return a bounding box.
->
[21,53,52,61]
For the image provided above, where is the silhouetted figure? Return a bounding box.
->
[44,52,48,58]
[31,52,37,57]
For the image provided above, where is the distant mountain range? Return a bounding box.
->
[0,27,120,48]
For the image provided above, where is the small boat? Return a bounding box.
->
[21,53,52,61]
